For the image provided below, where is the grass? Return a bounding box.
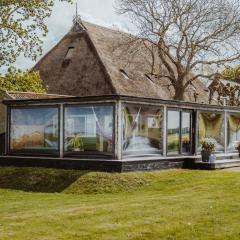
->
[0,167,240,239]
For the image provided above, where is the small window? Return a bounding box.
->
[145,74,154,83]
[120,69,129,79]
[64,47,75,60]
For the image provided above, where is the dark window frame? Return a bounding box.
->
[226,111,240,153]
[8,105,61,157]
[122,103,164,157]
[166,108,193,156]
[63,103,116,159]
[64,46,75,60]
[197,110,225,153]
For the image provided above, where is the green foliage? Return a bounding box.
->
[201,139,216,153]
[0,167,151,194]
[0,67,46,95]
[221,65,240,82]
[0,0,72,68]
[69,134,84,150]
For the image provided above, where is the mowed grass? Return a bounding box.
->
[0,167,240,239]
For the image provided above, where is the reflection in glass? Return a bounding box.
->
[122,104,163,157]
[64,105,113,154]
[227,113,240,151]
[167,111,180,154]
[181,112,191,153]
[10,108,59,153]
[198,112,224,151]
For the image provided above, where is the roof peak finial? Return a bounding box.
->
[76,2,78,18]
[73,1,81,25]
[71,1,87,32]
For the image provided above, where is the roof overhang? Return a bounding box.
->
[3,94,240,111]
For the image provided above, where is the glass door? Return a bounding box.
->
[167,109,193,155]
[167,110,180,155]
[181,112,192,154]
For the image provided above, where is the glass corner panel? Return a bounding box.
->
[227,112,240,151]
[10,107,59,154]
[167,110,180,155]
[122,104,163,158]
[64,105,114,155]
[181,112,192,154]
[198,112,224,152]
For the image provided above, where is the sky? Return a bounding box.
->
[9,0,129,72]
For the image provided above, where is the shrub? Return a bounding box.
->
[201,139,215,153]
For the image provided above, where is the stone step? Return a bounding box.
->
[215,154,239,161]
[195,153,239,161]
[194,159,240,170]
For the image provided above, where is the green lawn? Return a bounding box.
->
[0,167,240,240]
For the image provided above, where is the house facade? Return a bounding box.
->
[2,94,240,172]
[1,17,240,172]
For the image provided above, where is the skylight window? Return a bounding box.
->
[64,47,75,60]
[145,74,154,83]
[120,69,129,80]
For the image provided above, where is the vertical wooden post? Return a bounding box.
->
[60,104,64,158]
[163,105,167,157]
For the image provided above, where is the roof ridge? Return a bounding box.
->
[82,20,131,36]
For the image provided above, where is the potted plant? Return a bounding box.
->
[201,139,216,162]
[235,142,240,157]
[69,133,84,151]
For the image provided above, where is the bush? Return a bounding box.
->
[201,139,215,153]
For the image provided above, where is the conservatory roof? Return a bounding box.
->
[3,94,240,112]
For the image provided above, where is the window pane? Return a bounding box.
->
[122,104,163,157]
[182,112,191,153]
[64,105,113,154]
[198,112,224,151]
[10,108,59,153]
[167,110,180,154]
[65,47,74,60]
[227,113,240,151]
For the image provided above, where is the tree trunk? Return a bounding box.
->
[173,85,185,100]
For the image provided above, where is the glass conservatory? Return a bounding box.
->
[3,95,240,171]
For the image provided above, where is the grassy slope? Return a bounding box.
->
[0,167,240,240]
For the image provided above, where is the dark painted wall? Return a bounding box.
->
[0,133,5,155]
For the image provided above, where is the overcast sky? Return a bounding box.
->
[10,0,129,72]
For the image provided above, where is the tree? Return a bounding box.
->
[115,0,240,100]
[0,67,46,96]
[0,0,71,69]
[221,66,240,82]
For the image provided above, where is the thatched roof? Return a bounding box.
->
[5,91,72,100]
[33,19,209,103]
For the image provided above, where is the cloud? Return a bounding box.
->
[6,0,128,72]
